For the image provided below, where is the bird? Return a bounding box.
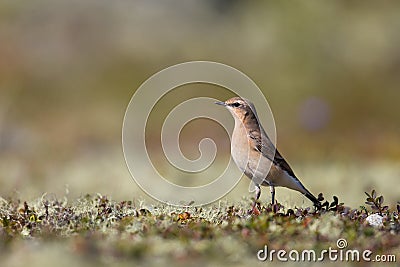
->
[215,97,321,210]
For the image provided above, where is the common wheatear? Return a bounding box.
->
[215,97,321,209]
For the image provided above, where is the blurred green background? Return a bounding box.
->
[0,0,399,208]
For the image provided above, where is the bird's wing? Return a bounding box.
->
[272,149,297,178]
[248,129,321,207]
[248,130,296,178]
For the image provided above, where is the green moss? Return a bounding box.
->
[0,192,398,266]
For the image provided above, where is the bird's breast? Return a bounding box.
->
[230,121,274,185]
[230,123,251,172]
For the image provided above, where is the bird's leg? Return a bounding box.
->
[270,185,275,205]
[252,184,261,210]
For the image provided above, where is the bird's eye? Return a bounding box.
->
[232,102,241,107]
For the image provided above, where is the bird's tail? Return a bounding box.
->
[304,190,321,209]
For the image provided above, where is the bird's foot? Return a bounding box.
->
[266,202,282,213]
[248,202,261,216]
[272,203,280,213]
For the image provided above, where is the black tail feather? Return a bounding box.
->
[304,191,321,209]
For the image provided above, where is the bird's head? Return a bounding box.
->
[215,97,257,122]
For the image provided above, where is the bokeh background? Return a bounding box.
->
[1,0,399,210]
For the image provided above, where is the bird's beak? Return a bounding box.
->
[215,101,226,106]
